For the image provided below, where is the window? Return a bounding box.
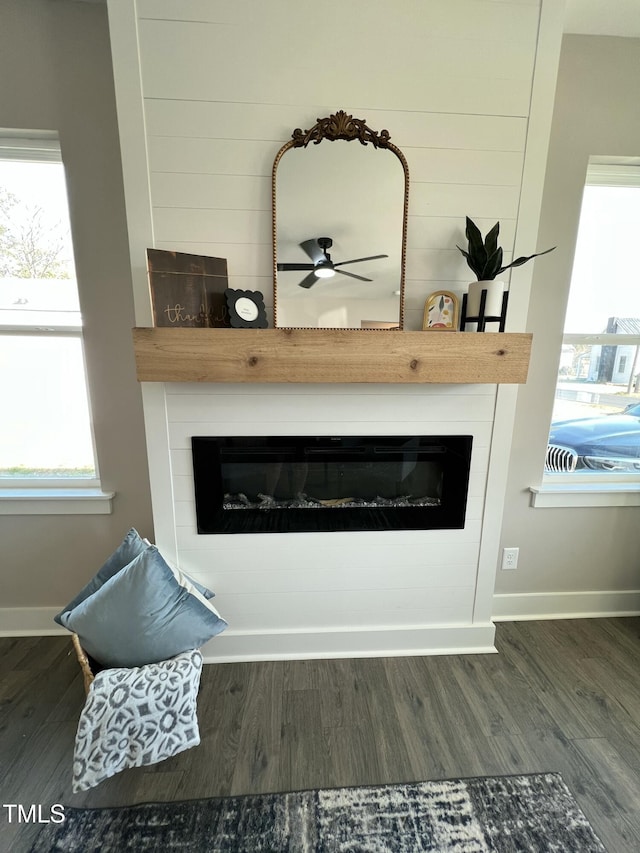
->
[0,132,109,510]
[544,161,640,483]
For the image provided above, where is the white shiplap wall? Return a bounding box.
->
[135,0,538,330]
[165,382,497,660]
[107,0,557,660]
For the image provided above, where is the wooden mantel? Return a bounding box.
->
[132,328,532,384]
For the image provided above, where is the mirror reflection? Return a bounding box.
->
[273,113,408,329]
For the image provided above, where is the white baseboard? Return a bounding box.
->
[493,590,640,621]
[0,608,496,660]
[4,597,638,654]
[199,623,497,663]
[0,607,67,636]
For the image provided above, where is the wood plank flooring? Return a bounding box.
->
[2,618,640,851]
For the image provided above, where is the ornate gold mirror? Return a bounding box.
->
[272,111,409,329]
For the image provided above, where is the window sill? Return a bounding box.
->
[530,482,640,508]
[0,488,115,515]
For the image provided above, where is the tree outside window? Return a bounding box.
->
[0,136,97,482]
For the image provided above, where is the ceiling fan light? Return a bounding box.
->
[314,266,335,279]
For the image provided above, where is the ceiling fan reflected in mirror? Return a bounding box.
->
[277,237,389,289]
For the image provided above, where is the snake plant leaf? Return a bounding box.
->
[484,222,500,258]
[498,245,556,273]
[465,217,486,262]
[456,245,482,279]
[482,247,503,280]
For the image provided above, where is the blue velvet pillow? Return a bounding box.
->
[54,528,147,626]
[60,546,227,667]
[54,528,214,626]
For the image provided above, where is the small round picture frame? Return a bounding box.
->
[225,288,268,328]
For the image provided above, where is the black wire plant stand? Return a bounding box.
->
[460,288,509,332]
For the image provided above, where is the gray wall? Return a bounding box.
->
[498,35,640,596]
[0,0,152,608]
[3,6,638,613]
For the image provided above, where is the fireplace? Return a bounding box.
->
[192,435,472,534]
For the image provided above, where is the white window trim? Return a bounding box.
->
[530,482,640,508]
[0,488,114,515]
[0,132,113,514]
[536,161,640,507]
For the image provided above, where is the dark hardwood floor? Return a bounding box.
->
[2,618,640,851]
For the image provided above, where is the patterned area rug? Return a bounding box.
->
[30,772,606,852]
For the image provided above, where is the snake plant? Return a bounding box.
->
[457,216,555,281]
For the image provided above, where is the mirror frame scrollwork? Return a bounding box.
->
[272,110,410,330]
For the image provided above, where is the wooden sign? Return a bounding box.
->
[147,249,230,327]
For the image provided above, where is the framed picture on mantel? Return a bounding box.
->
[147,249,231,328]
[422,290,459,331]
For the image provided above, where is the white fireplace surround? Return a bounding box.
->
[143,381,502,662]
[103,1,565,662]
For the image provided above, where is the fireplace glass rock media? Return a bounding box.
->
[192,435,472,534]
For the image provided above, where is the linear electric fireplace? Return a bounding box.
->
[192,435,472,534]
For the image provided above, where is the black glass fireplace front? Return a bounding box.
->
[192,435,472,534]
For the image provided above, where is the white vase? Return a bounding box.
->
[466,279,506,320]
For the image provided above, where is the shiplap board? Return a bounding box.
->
[152,207,269,244]
[169,423,493,449]
[206,599,475,633]
[144,99,528,152]
[148,136,524,188]
[136,5,537,115]
[136,0,538,30]
[190,564,478,595]
[165,382,496,397]
[168,390,496,424]
[179,540,480,574]
[409,182,522,220]
[213,586,474,617]
[148,137,276,177]
[405,248,472,282]
[406,217,517,250]
[404,149,524,187]
[174,520,483,551]
[150,172,270,211]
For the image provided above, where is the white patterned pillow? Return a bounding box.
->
[72,649,203,792]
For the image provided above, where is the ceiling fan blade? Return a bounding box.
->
[278,262,315,271]
[336,269,372,282]
[298,271,320,289]
[333,254,389,268]
[300,238,325,264]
